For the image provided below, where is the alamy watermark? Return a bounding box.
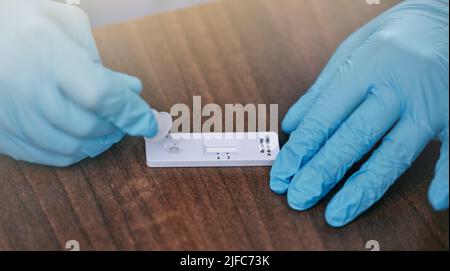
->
[169,96,278,136]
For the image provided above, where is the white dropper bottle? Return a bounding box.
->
[147,110,173,143]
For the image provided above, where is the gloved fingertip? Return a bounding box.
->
[124,108,159,138]
[428,149,449,211]
[287,195,311,211]
[281,117,297,134]
[269,177,289,194]
[324,206,349,228]
[428,180,449,211]
[141,116,159,138]
[429,197,449,212]
[281,91,319,134]
[325,186,364,227]
[286,168,328,211]
[287,187,314,211]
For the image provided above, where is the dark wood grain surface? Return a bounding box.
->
[0,0,448,251]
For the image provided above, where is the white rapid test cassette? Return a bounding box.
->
[145,111,280,167]
[145,132,280,168]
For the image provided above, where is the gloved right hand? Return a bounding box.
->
[0,0,158,167]
[270,0,449,226]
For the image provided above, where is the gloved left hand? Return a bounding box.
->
[0,0,158,167]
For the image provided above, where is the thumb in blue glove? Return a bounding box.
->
[270,0,449,227]
[0,0,159,167]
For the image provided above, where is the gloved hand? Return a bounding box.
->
[0,0,158,167]
[271,0,449,227]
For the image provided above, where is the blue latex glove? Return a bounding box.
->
[271,0,449,227]
[0,0,158,166]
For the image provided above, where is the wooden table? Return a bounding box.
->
[0,0,448,251]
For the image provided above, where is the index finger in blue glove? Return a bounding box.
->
[270,41,376,194]
[325,117,433,227]
[55,40,158,138]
